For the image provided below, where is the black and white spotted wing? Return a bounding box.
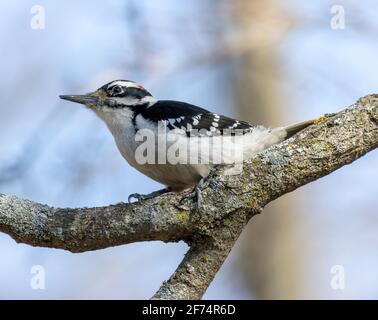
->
[139,100,255,136]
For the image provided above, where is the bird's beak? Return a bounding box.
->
[59,94,98,105]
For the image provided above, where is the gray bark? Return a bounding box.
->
[1,95,378,299]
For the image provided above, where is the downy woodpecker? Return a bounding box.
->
[60,80,313,205]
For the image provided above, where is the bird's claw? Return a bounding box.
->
[179,180,205,211]
[128,187,172,204]
[128,193,144,203]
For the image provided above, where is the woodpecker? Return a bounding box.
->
[60,80,313,205]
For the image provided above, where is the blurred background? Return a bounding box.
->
[0,0,378,299]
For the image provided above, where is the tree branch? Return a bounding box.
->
[1,95,378,299]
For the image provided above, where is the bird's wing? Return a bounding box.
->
[141,100,255,136]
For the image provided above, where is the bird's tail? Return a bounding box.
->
[284,119,316,139]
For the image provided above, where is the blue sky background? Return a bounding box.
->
[0,0,378,299]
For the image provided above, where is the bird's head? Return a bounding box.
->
[60,80,156,111]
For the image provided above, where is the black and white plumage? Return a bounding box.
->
[60,80,314,202]
[138,100,254,137]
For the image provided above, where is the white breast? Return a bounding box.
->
[94,108,287,190]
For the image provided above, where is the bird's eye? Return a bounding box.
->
[111,85,123,96]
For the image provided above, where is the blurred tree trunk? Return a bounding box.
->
[229,0,309,299]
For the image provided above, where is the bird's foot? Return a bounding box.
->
[179,177,208,211]
[128,187,172,204]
